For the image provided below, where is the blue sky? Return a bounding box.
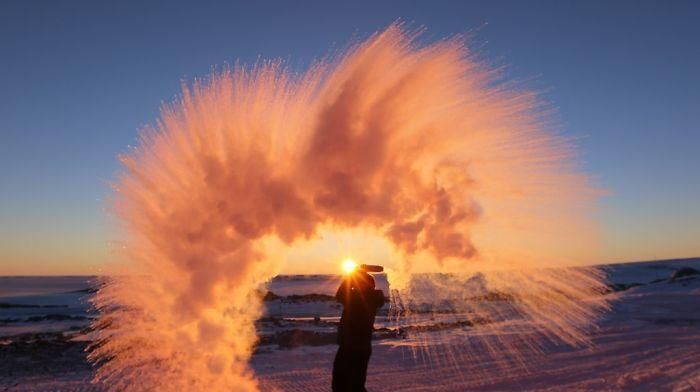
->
[1,0,698,274]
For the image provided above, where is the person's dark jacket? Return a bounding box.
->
[335,272,386,349]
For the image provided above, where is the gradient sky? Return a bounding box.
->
[1,0,698,275]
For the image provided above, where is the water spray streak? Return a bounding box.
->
[90,25,608,391]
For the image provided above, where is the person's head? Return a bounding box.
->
[350,269,375,291]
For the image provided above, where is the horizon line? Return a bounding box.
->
[1,256,698,278]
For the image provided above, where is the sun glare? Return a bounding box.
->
[342,258,358,275]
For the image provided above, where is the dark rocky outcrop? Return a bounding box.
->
[670,267,700,281]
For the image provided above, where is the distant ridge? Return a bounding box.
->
[597,256,700,267]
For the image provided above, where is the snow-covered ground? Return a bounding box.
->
[1,258,699,391]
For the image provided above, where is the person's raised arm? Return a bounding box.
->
[373,289,386,309]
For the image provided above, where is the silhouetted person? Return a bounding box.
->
[332,268,385,392]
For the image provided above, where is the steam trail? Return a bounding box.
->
[90,25,608,391]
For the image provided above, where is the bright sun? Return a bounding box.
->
[341,258,358,275]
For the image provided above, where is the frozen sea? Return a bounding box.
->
[1,258,699,391]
